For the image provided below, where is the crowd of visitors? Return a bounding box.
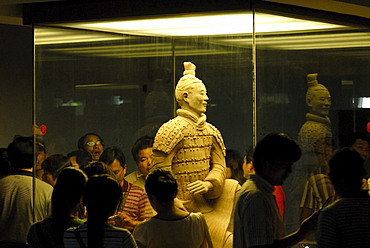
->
[0,130,369,248]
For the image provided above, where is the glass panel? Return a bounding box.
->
[35,27,175,168]
[34,11,254,173]
[34,9,370,247]
[255,11,370,245]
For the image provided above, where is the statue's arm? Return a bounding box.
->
[203,136,226,199]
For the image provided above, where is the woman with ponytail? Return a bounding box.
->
[64,174,137,248]
[28,167,88,248]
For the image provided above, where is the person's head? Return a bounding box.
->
[77,133,104,161]
[35,139,47,179]
[76,150,93,168]
[306,73,331,117]
[253,133,301,185]
[52,167,88,217]
[242,146,255,179]
[312,137,334,174]
[131,136,154,177]
[7,135,34,170]
[80,161,114,179]
[83,174,122,219]
[340,132,370,162]
[41,154,72,187]
[225,149,246,185]
[145,168,178,209]
[329,148,366,195]
[175,62,208,117]
[99,147,126,185]
[51,167,88,238]
[67,150,81,167]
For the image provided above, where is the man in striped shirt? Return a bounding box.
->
[100,147,154,232]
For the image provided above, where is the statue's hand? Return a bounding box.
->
[187,180,213,195]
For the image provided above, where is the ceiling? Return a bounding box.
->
[1,0,370,26]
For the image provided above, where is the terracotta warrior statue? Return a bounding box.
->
[298,73,333,171]
[284,73,333,235]
[151,62,238,248]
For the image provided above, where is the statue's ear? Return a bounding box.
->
[183,92,189,103]
[306,97,312,107]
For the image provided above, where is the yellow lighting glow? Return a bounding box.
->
[57,12,346,37]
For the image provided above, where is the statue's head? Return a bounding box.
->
[306,73,331,117]
[175,62,208,116]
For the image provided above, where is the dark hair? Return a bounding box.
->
[131,136,154,162]
[145,168,178,202]
[35,138,46,155]
[329,148,366,192]
[80,161,114,178]
[339,132,370,148]
[76,150,93,167]
[52,167,88,242]
[253,133,301,173]
[83,175,122,248]
[226,149,246,185]
[41,154,71,179]
[7,135,34,170]
[245,146,254,164]
[67,150,80,158]
[100,147,126,168]
[77,133,104,150]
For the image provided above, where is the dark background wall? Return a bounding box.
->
[0,23,33,147]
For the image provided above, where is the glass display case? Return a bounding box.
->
[30,2,370,246]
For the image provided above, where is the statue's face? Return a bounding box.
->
[308,89,331,117]
[184,82,209,116]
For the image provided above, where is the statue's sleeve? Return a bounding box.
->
[204,126,227,199]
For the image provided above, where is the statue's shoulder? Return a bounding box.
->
[206,122,226,155]
[153,117,188,154]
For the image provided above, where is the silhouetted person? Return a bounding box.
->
[41,154,72,187]
[64,175,137,248]
[234,133,318,248]
[0,136,53,246]
[317,148,370,247]
[27,167,88,248]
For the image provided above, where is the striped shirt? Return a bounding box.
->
[0,171,53,244]
[118,181,154,224]
[64,222,137,248]
[234,174,285,248]
[125,170,146,190]
[300,173,335,211]
[317,195,370,248]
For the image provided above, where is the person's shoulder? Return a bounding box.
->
[188,212,206,222]
[129,184,146,194]
[35,178,53,192]
[125,170,138,183]
[238,180,264,202]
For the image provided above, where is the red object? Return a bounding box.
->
[274,186,285,219]
[367,122,370,132]
[40,125,47,135]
